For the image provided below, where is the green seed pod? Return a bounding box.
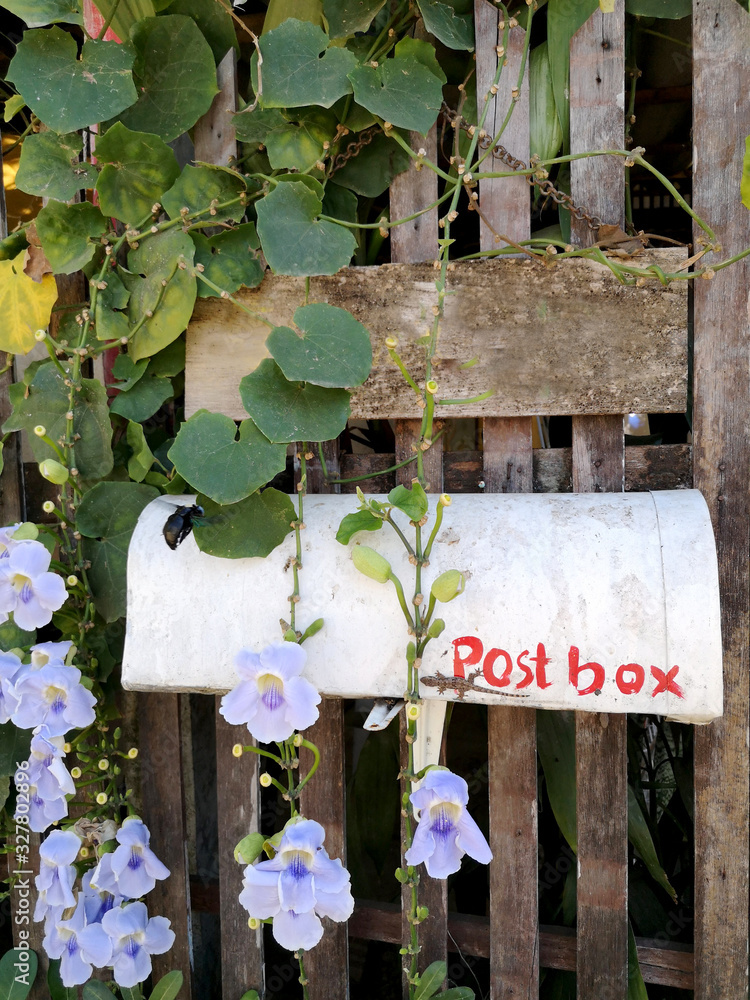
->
[430,569,466,603]
[351,545,392,584]
[427,618,446,638]
[39,459,69,485]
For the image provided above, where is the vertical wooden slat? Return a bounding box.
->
[570,8,628,999]
[299,439,348,1000]
[390,89,446,988]
[215,710,264,998]
[692,1,750,997]
[474,0,530,253]
[193,51,266,1000]
[475,8,538,997]
[137,693,193,990]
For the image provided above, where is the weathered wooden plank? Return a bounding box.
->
[475,12,538,993]
[215,708,264,999]
[299,439,349,999]
[692,1,750,997]
[572,415,628,1000]
[346,906,694,989]
[390,110,447,990]
[483,420,539,1000]
[193,49,238,167]
[137,693,193,991]
[185,251,688,421]
[570,10,629,994]
[475,0,530,252]
[299,698,349,999]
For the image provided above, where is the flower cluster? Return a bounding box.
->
[0,524,67,630]
[220,641,320,744]
[10,641,96,833]
[35,819,174,988]
[239,818,354,951]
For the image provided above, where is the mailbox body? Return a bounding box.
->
[123,490,722,724]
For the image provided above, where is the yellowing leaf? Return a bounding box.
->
[0,259,57,355]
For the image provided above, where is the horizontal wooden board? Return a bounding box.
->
[186,251,688,420]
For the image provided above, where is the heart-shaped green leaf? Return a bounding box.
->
[35,201,106,275]
[0,946,38,1000]
[3,362,113,480]
[110,374,173,421]
[267,303,372,387]
[8,28,136,133]
[336,509,383,544]
[240,358,351,443]
[77,482,160,622]
[95,122,180,224]
[256,180,356,276]
[117,15,218,141]
[168,410,286,504]
[348,53,444,135]
[193,488,295,558]
[192,225,264,298]
[333,130,410,197]
[265,108,337,172]
[160,0,238,62]
[126,420,156,482]
[15,131,97,201]
[388,481,428,521]
[162,164,247,225]
[124,229,197,361]
[233,105,286,144]
[323,0,386,37]
[1,0,81,26]
[416,0,474,50]
[258,19,356,109]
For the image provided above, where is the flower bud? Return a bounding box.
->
[248,917,261,930]
[66,575,79,587]
[96,792,108,805]
[260,772,272,787]
[235,832,266,865]
[406,703,420,721]
[98,759,109,771]
[232,744,244,758]
[42,500,56,514]
[351,545,392,584]
[71,767,82,779]
[431,569,466,603]
[438,493,452,507]
[427,618,446,638]
[127,747,138,759]
[33,425,47,437]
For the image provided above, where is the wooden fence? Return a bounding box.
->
[2,0,749,997]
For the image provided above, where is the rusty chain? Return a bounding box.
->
[440,103,603,231]
[328,125,380,175]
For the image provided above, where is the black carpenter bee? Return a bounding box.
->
[163,504,205,550]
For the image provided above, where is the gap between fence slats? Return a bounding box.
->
[297,440,348,999]
[137,693,193,991]
[390,99,448,992]
[475,6,539,997]
[692,1,750,997]
[570,8,628,996]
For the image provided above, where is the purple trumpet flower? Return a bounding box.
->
[26,729,75,801]
[101,901,175,988]
[43,897,112,987]
[405,768,493,879]
[35,829,81,915]
[83,860,125,924]
[12,662,96,737]
[220,641,321,744]
[110,817,170,898]
[239,818,354,952]
[0,540,67,631]
[0,651,23,723]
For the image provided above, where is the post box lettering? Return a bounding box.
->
[451,636,685,699]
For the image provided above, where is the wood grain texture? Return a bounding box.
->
[299,698,349,999]
[391,116,446,984]
[193,49,238,166]
[185,252,687,421]
[483,421,539,1000]
[299,438,349,998]
[474,0,530,252]
[215,707,264,999]
[137,693,193,991]
[475,12,538,991]
[570,14,628,990]
[692,1,750,997]
[346,906,693,989]
[570,0,626,241]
